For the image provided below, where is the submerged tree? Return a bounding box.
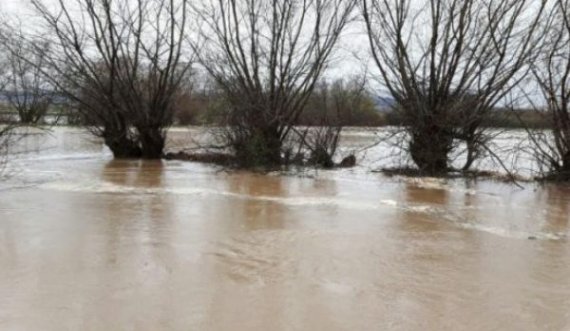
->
[526,0,570,180]
[362,0,547,174]
[19,0,192,158]
[192,0,357,166]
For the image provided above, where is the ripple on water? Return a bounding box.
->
[32,176,569,242]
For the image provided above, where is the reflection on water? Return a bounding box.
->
[226,173,288,231]
[0,128,569,330]
[103,159,166,187]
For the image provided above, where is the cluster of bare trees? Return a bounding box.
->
[1,0,360,167]
[0,0,569,179]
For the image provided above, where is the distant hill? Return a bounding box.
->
[0,89,398,111]
[0,90,67,104]
[372,95,395,111]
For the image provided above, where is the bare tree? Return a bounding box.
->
[0,15,10,117]
[526,0,570,180]
[0,14,16,173]
[362,0,547,175]
[16,0,192,158]
[192,0,357,166]
[1,38,55,125]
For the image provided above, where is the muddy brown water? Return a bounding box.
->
[0,128,569,330]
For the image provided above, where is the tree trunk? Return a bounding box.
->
[20,113,33,125]
[139,128,166,159]
[234,126,283,167]
[560,151,570,180]
[104,134,142,159]
[463,140,477,171]
[409,125,452,175]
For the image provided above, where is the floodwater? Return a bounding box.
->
[0,127,569,330]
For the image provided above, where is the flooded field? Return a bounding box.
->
[1,127,569,330]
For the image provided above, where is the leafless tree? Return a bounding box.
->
[0,17,9,109]
[192,0,357,166]
[0,14,15,173]
[362,0,548,175]
[525,0,570,180]
[1,38,55,125]
[16,0,192,158]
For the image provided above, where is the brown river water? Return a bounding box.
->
[0,127,569,330]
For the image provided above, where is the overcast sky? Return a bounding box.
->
[2,0,371,82]
[0,0,406,93]
[2,0,23,14]
[0,0,545,105]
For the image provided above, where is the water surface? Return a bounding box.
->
[0,128,569,330]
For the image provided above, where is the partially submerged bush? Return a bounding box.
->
[292,78,370,168]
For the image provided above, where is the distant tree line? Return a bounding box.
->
[0,0,568,180]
